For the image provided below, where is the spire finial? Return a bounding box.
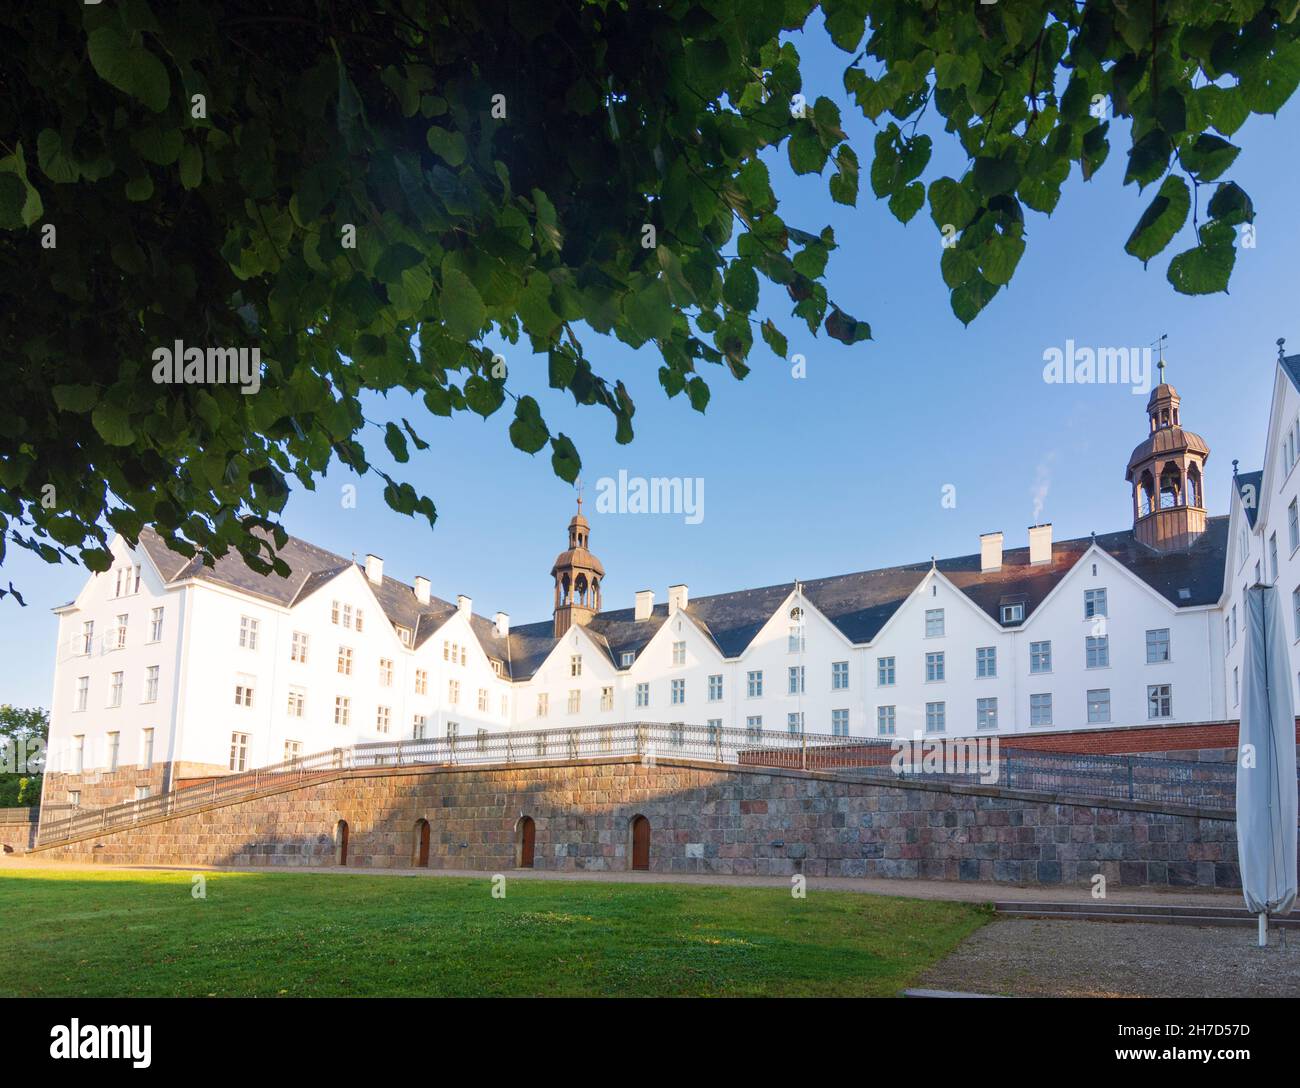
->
[1278,337,1287,362]
[1233,458,1239,478]
[575,476,584,513]
[1153,332,1168,384]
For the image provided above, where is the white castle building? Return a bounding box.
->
[39,351,1299,810]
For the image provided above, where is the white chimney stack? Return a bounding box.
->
[635,590,655,622]
[980,531,1004,573]
[413,576,431,605]
[457,594,472,616]
[1028,523,1053,566]
[668,584,688,614]
[494,611,509,638]
[365,554,384,585]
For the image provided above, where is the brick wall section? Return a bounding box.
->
[44,761,228,810]
[29,758,1254,890]
[0,807,38,854]
[998,719,1300,757]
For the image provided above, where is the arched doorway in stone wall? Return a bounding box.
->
[335,819,350,866]
[630,815,650,871]
[516,816,536,868]
[413,818,431,868]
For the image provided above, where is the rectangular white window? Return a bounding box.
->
[877,657,895,686]
[415,668,428,695]
[537,693,549,717]
[82,621,94,656]
[448,679,460,705]
[109,671,124,707]
[925,652,945,682]
[787,666,805,694]
[1085,635,1109,669]
[635,683,649,708]
[144,665,159,703]
[331,600,340,625]
[1290,500,1299,552]
[239,615,259,650]
[1000,602,1025,624]
[601,686,614,712]
[1084,588,1108,619]
[925,608,945,637]
[746,716,763,742]
[107,731,120,772]
[672,641,686,666]
[234,683,254,708]
[1148,684,1173,719]
[376,705,391,734]
[334,696,350,726]
[135,786,150,802]
[788,624,805,652]
[72,735,84,775]
[787,712,804,735]
[287,688,305,718]
[831,661,849,690]
[1030,640,1052,673]
[1294,589,1300,642]
[1270,533,1279,582]
[115,614,128,650]
[133,565,141,594]
[706,720,721,745]
[337,646,353,675]
[1087,688,1111,723]
[876,706,896,736]
[141,727,154,769]
[925,701,945,734]
[446,721,459,740]
[1233,666,1240,706]
[478,688,489,712]
[68,789,81,807]
[1145,628,1171,663]
[378,657,394,686]
[568,689,581,714]
[342,603,353,629]
[284,740,302,762]
[412,715,427,740]
[150,607,164,642]
[229,732,250,772]
[621,652,635,668]
[75,675,89,712]
[708,674,723,701]
[291,631,309,663]
[397,625,412,647]
[1030,692,1053,726]
[976,697,997,730]
[975,646,996,678]
[831,708,849,736]
[671,678,685,705]
[747,670,763,697]
[356,609,364,633]
[570,654,582,677]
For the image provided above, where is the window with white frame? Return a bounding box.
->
[788,622,805,653]
[1000,602,1025,624]
[412,715,426,740]
[331,600,340,625]
[446,721,459,740]
[82,620,94,656]
[133,785,149,802]
[747,670,763,697]
[1270,533,1279,582]
[706,720,721,745]
[376,705,391,733]
[537,692,549,717]
[672,641,686,666]
[831,708,849,736]
[1087,688,1111,723]
[831,661,849,690]
[976,697,997,730]
[1085,635,1109,669]
[1233,666,1240,707]
[115,614,128,650]
[877,656,895,686]
[601,686,614,712]
[337,646,353,675]
[239,615,259,650]
[876,706,896,736]
[1231,604,1238,646]
[708,674,723,701]
[109,671,124,707]
[570,654,582,677]
[1139,627,1170,664]
[356,609,365,633]
[1291,500,1300,553]
[925,701,945,733]
[378,657,394,686]
[787,665,805,694]
[925,652,945,682]
[671,678,685,705]
[491,660,503,677]
[107,731,120,772]
[746,716,763,742]
[234,682,253,708]
[72,735,84,775]
[787,712,804,735]
[1030,640,1052,673]
[1029,692,1053,726]
[669,722,685,746]
[150,607,164,642]
[567,689,581,713]
[68,789,82,807]
[290,631,308,663]
[1148,684,1173,719]
[1084,588,1107,619]
[284,740,303,761]
[478,688,488,712]
[287,688,305,718]
[397,625,412,647]
[334,696,350,726]
[144,665,159,703]
[229,732,250,772]
[141,727,154,769]
[976,646,996,678]
[415,668,428,695]
[621,652,635,667]
[635,683,649,708]
[75,675,88,712]
[448,678,460,705]
[925,608,945,637]
[133,564,141,593]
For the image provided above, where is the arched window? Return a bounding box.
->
[1158,463,1182,509]
[516,816,535,868]
[574,573,589,607]
[335,820,349,866]
[1137,470,1155,517]
[629,815,651,871]
[1186,463,1202,508]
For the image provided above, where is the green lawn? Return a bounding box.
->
[0,867,989,997]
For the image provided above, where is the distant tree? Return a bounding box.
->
[2,1,1296,594]
[0,705,47,807]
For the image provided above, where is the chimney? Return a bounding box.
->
[413,576,431,605]
[1028,523,1053,565]
[667,584,688,614]
[635,590,655,621]
[494,611,509,638]
[980,531,1004,573]
[364,554,384,585]
[457,594,472,616]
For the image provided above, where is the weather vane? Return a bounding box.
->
[1152,332,1168,383]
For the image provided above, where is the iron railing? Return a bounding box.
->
[33,721,851,847]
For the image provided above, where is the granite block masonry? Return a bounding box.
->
[30,757,1252,889]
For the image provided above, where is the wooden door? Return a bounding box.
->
[519,817,535,868]
[417,820,430,867]
[631,816,650,871]
[337,820,349,866]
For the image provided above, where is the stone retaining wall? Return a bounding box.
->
[0,808,39,854]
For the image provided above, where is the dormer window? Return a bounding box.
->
[396,625,412,647]
[621,652,635,668]
[1000,601,1025,624]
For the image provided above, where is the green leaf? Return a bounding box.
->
[723,260,759,312]
[0,173,27,230]
[1124,175,1191,263]
[87,27,170,112]
[36,129,80,183]
[623,279,675,342]
[973,155,1019,197]
[426,126,467,166]
[1206,181,1254,226]
[549,434,581,483]
[1167,239,1236,295]
[438,266,486,339]
[1180,134,1240,181]
[384,422,410,463]
[928,177,976,231]
[509,395,549,454]
[178,143,203,189]
[888,181,925,223]
[824,308,871,344]
[91,402,136,446]
[52,385,100,413]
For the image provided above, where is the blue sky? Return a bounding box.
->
[5,29,1298,708]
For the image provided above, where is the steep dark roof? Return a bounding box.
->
[1280,352,1300,394]
[1235,470,1263,528]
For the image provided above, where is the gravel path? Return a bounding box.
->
[917,918,1300,997]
